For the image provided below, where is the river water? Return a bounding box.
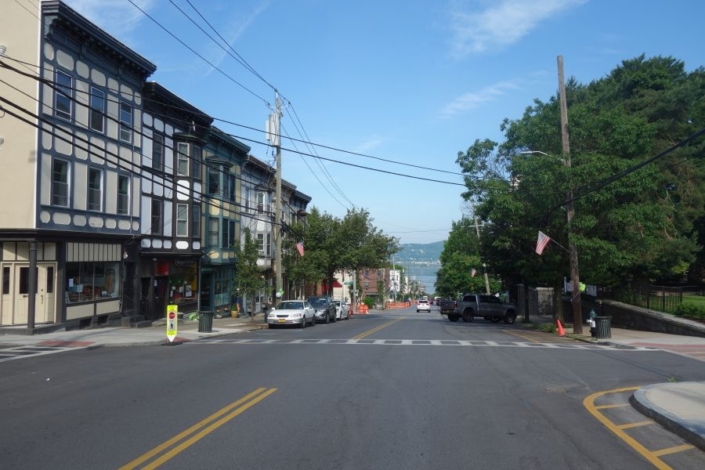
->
[405,264,439,295]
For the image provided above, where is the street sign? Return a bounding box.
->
[166,304,178,342]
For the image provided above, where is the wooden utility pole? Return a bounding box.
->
[274,92,283,299]
[558,55,582,334]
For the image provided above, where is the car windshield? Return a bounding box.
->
[309,299,327,308]
[333,301,340,306]
[277,301,303,310]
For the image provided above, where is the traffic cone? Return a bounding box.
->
[556,319,565,337]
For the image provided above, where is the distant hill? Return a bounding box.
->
[395,241,444,264]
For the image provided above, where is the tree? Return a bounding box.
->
[232,228,266,321]
[455,55,705,296]
[281,207,399,303]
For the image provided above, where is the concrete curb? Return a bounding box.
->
[630,383,705,453]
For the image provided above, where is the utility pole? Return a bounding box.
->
[269,92,283,299]
[558,55,582,334]
[471,203,491,295]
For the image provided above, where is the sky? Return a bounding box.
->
[53,0,705,245]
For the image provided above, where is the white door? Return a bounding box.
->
[0,264,11,325]
[12,264,55,325]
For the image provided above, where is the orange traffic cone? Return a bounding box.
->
[556,319,565,337]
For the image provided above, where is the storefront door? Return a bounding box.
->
[11,263,56,325]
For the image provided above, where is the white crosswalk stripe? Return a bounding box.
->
[0,346,85,363]
[193,338,657,351]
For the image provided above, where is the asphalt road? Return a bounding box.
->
[2,305,705,469]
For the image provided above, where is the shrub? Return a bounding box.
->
[675,303,705,320]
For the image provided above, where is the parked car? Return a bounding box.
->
[333,299,350,320]
[442,293,517,324]
[307,296,337,323]
[417,299,431,313]
[267,300,315,328]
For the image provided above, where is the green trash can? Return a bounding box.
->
[595,316,611,339]
[198,311,214,333]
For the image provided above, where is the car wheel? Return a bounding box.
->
[324,313,330,324]
[490,317,501,323]
[462,310,474,322]
[503,313,517,324]
[300,317,306,328]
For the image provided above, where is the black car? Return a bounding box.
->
[307,296,337,323]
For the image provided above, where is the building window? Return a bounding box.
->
[222,170,230,199]
[257,233,264,254]
[177,142,189,176]
[221,218,228,248]
[192,145,202,180]
[152,134,164,172]
[228,220,235,249]
[208,166,220,196]
[176,203,188,237]
[192,205,201,239]
[66,262,120,303]
[87,168,102,211]
[89,87,106,133]
[151,199,163,235]
[228,174,236,202]
[266,233,271,257]
[47,267,54,294]
[245,187,251,212]
[209,218,219,246]
[52,159,69,207]
[2,266,9,294]
[117,175,129,215]
[119,102,132,142]
[54,70,72,120]
[257,192,266,214]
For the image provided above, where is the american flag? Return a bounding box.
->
[535,231,551,255]
[296,241,304,257]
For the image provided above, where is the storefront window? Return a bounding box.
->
[66,262,120,303]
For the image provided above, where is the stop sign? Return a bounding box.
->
[169,311,175,320]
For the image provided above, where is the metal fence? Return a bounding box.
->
[603,284,685,313]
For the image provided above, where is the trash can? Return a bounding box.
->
[595,316,611,339]
[198,311,214,333]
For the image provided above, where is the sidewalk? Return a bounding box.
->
[522,315,705,452]
[0,312,268,348]
[1,312,704,452]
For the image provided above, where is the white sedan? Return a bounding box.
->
[268,300,315,328]
[333,299,350,320]
[416,300,431,313]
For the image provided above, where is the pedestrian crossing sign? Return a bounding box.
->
[166,305,178,342]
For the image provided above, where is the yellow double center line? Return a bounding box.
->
[120,387,277,470]
[353,317,404,340]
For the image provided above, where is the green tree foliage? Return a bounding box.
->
[456,55,705,289]
[282,207,399,298]
[232,228,266,317]
[435,218,494,297]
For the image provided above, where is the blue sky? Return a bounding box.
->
[60,0,705,245]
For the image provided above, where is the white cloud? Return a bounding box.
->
[440,80,519,118]
[64,0,155,37]
[449,0,588,56]
[203,0,270,76]
[354,136,385,153]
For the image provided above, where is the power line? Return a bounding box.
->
[125,0,270,106]
[3,54,465,178]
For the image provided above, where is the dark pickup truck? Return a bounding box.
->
[440,293,517,324]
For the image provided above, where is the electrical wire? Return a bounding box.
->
[2,54,466,178]
[125,0,270,106]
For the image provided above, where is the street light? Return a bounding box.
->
[523,149,581,331]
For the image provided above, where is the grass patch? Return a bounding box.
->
[536,323,557,334]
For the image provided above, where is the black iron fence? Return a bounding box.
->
[602,284,687,314]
